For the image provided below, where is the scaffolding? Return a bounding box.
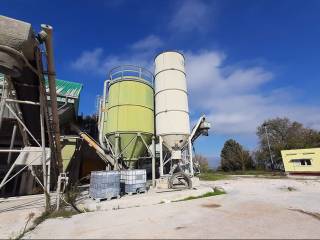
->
[0,21,62,210]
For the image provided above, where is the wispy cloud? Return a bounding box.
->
[186,50,320,135]
[71,48,103,72]
[71,39,320,138]
[71,35,163,75]
[131,35,163,51]
[170,0,214,33]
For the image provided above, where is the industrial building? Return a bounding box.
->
[281,148,320,175]
[0,15,211,203]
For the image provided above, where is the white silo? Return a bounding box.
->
[155,51,193,177]
[155,51,190,150]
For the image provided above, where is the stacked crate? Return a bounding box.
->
[120,169,146,194]
[89,171,120,200]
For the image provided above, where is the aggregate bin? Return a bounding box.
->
[89,171,120,200]
[120,169,147,194]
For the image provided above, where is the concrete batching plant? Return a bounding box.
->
[98,51,210,188]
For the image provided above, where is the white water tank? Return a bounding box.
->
[154,51,190,150]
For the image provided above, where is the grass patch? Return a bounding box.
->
[226,170,283,176]
[173,188,226,202]
[13,209,79,239]
[199,170,285,181]
[33,209,78,226]
[199,172,229,181]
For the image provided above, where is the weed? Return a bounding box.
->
[173,188,226,202]
[287,186,297,191]
[33,209,78,225]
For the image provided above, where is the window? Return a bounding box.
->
[291,159,312,166]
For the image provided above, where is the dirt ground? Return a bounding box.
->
[1,176,320,239]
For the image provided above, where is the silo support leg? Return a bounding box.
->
[159,136,164,177]
[114,134,120,170]
[152,136,156,187]
[188,138,194,176]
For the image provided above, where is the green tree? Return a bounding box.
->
[220,139,253,171]
[194,154,210,173]
[256,117,320,167]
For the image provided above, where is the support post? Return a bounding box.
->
[40,97,49,210]
[159,136,164,177]
[40,24,63,174]
[7,124,17,164]
[188,137,194,176]
[56,174,61,211]
[151,136,156,187]
[114,133,120,170]
[47,159,51,193]
[0,76,8,130]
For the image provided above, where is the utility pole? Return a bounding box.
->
[264,125,274,171]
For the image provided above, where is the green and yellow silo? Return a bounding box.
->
[101,66,154,168]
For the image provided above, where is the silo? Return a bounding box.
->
[101,66,155,168]
[154,51,190,151]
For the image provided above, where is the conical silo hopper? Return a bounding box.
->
[102,66,155,168]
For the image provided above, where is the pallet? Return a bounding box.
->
[126,188,146,196]
[90,194,120,202]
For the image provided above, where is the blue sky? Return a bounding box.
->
[2,0,320,167]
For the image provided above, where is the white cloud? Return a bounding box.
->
[71,48,103,72]
[185,50,320,135]
[131,35,163,51]
[71,35,163,75]
[71,40,320,139]
[170,0,213,33]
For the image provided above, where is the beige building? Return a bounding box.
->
[281,148,320,175]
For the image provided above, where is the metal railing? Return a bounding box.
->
[109,65,154,86]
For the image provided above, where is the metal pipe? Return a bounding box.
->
[40,94,48,209]
[188,137,194,176]
[99,80,109,150]
[40,24,63,173]
[0,45,39,76]
[159,136,164,177]
[114,134,120,170]
[0,149,43,152]
[71,124,105,156]
[5,103,41,147]
[152,136,156,187]
[7,124,17,164]
[0,76,8,130]
[4,98,40,105]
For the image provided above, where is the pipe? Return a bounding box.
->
[152,136,156,187]
[39,24,63,173]
[7,124,17,164]
[70,123,114,166]
[99,80,109,150]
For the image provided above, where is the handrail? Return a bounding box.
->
[109,65,154,86]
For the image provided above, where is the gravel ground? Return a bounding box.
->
[1,177,320,239]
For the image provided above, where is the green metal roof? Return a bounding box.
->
[45,78,83,99]
[0,74,82,99]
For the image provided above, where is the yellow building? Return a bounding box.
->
[281,148,320,175]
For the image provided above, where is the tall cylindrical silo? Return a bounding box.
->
[102,66,154,166]
[154,51,190,151]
